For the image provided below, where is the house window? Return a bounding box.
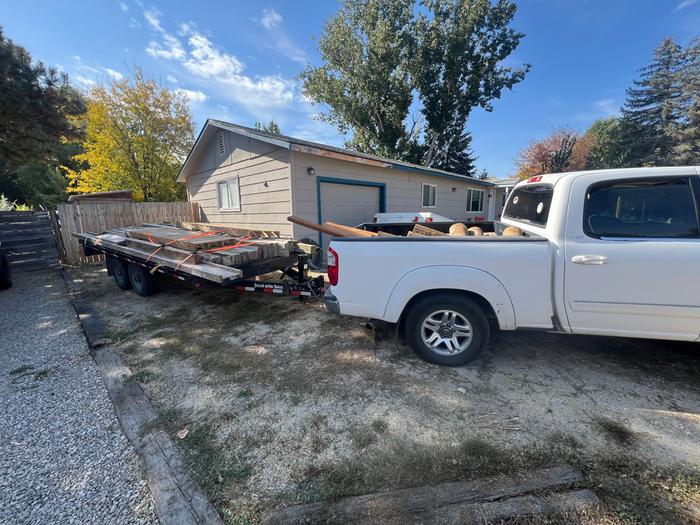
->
[217,177,240,211]
[422,183,437,208]
[467,189,484,212]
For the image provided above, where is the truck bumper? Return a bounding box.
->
[323,290,341,315]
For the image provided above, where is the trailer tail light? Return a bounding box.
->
[327,246,339,286]
[426,217,433,222]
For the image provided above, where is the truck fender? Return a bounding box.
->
[382,265,517,330]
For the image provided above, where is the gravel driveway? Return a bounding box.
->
[0,269,157,525]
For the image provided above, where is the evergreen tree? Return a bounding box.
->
[619,38,685,166]
[673,38,700,165]
[0,27,85,205]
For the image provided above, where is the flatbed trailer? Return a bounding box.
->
[76,224,325,300]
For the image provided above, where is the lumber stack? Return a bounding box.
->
[73,222,296,285]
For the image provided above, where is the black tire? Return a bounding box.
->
[0,254,12,291]
[127,263,156,297]
[405,293,489,366]
[108,256,131,290]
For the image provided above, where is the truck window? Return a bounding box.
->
[503,184,553,226]
[583,177,699,239]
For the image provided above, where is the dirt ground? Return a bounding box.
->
[74,266,700,524]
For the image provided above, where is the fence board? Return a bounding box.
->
[55,201,199,265]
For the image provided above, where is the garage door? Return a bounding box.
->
[319,182,381,249]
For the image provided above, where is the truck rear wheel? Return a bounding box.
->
[108,256,131,290]
[405,293,489,366]
[128,263,156,297]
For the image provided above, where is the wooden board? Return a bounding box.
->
[176,221,280,239]
[323,221,378,237]
[412,223,447,236]
[124,227,237,251]
[288,215,359,238]
[261,465,592,525]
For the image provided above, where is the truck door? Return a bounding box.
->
[563,174,700,341]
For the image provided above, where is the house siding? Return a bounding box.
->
[290,151,494,240]
[186,130,294,236]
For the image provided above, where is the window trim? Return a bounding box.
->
[466,188,485,213]
[582,175,700,240]
[217,176,241,212]
[421,182,437,208]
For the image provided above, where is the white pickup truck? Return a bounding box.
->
[324,167,700,365]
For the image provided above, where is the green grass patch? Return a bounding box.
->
[128,369,158,383]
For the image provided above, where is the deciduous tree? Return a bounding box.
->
[68,69,194,201]
[300,0,529,176]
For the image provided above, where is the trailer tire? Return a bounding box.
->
[405,293,489,366]
[128,263,156,297]
[108,256,131,290]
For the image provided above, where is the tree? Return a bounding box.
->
[514,129,589,178]
[68,70,194,201]
[0,27,85,205]
[300,0,528,176]
[583,118,626,170]
[673,38,700,165]
[255,120,282,134]
[619,38,685,166]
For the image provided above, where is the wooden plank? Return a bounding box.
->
[287,215,354,238]
[124,228,236,251]
[412,223,447,236]
[323,222,378,237]
[176,221,280,239]
[124,238,203,264]
[260,465,587,525]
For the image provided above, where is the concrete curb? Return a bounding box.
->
[61,269,223,525]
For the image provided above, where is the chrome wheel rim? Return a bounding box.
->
[420,310,473,355]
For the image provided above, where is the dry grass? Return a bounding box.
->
[75,266,700,525]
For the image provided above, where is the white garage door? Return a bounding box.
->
[319,182,381,249]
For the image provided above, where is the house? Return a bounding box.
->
[177,120,500,245]
[492,177,519,218]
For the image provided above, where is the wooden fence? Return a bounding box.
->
[54,201,200,265]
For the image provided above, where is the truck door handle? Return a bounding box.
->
[571,255,609,265]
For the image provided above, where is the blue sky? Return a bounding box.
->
[2,0,700,177]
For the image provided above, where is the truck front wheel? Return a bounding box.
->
[405,294,489,366]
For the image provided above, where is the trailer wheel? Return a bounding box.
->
[405,293,489,366]
[108,256,131,290]
[128,263,156,297]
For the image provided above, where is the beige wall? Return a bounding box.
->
[290,150,495,240]
[185,129,294,236]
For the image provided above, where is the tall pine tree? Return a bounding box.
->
[673,38,700,165]
[619,38,685,166]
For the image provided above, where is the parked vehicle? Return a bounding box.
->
[324,167,700,365]
[0,241,11,290]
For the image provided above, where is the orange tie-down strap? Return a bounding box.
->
[145,229,227,262]
[203,236,259,252]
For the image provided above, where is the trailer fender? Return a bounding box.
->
[382,265,516,330]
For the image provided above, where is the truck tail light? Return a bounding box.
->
[327,246,339,286]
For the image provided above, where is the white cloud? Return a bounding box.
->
[673,0,697,12]
[175,88,208,103]
[143,9,163,32]
[119,1,129,12]
[183,32,244,78]
[166,74,178,83]
[104,68,124,80]
[75,75,96,87]
[570,98,618,122]
[141,7,297,108]
[146,33,185,60]
[260,8,283,29]
[270,34,307,65]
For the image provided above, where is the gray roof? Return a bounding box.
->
[178,119,495,187]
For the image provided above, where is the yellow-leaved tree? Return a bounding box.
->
[68,69,194,201]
